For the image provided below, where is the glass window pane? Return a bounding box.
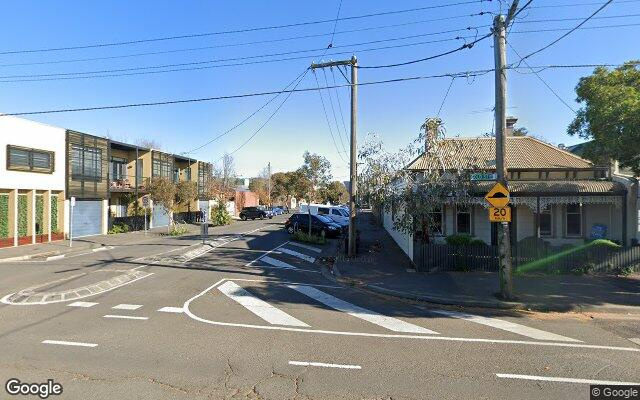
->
[9,148,29,167]
[32,151,50,169]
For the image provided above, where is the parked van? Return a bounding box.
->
[299,203,349,225]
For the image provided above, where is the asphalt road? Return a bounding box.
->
[1,215,639,400]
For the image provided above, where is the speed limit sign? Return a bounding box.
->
[489,206,511,222]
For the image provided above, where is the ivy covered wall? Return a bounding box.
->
[51,195,58,233]
[35,195,44,235]
[0,195,8,239]
[18,195,27,237]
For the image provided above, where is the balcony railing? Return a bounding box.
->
[109,174,149,192]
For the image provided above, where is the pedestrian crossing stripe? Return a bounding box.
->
[217,281,309,327]
[259,256,296,270]
[279,247,316,263]
[287,284,438,335]
[287,242,322,253]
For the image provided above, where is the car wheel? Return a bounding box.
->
[241,215,247,221]
[269,216,273,219]
[287,226,294,234]
[252,217,255,220]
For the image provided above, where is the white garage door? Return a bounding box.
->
[152,204,170,227]
[72,200,103,238]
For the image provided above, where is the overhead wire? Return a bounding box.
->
[512,0,614,66]
[322,68,347,153]
[2,64,632,117]
[0,0,491,55]
[183,68,310,154]
[330,67,350,145]
[312,69,348,164]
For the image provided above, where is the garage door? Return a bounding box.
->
[72,200,103,238]
[152,204,170,227]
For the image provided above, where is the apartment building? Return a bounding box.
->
[0,116,67,247]
[0,116,214,246]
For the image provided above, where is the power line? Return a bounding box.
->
[330,67,350,145]
[516,13,640,24]
[507,42,577,114]
[512,0,614,66]
[183,68,310,155]
[527,0,638,9]
[357,31,493,69]
[327,0,344,49]
[322,68,347,153]
[0,28,487,80]
[0,0,490,55]
[0,12,491,68]
[436,77,456,116]
[1,64,629,116]
[219,69,311,160]
[312,69,348,164]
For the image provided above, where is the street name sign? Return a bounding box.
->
[470,172,497,181]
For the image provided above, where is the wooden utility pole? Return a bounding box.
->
[493,14,514,299]
[267,162,271,208]
[311,56,358,256]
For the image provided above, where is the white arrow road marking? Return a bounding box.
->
[496,373,640,385]
[279,248,316,263]
[628,338,640,346]
[158,306,184,313]
[287,242,322,253]
[42,340,97,348]
[289,361,361,369]
[67,301,98,308]
[287,284,438,334]
[112,304,142,310]
[218,281,309,327]
[259,256,296,270]
[432,310,580,342]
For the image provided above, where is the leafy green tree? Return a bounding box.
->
[147,176,177,231]
[299,151,332,202]
[568,61,640,173]
[318,181,348,204]
[175,180,198,211]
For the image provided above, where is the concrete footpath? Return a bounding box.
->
[0,224,204,262]
[333,211,640,313]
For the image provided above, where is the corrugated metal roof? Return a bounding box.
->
[407,136,594,170]
[471,180,624,195]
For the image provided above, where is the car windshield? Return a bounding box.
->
[315,215,332,223]
[338,209,348,217]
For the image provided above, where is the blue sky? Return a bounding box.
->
[0,0,638,181]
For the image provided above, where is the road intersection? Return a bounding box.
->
[1,215,639,399]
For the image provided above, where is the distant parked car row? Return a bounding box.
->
[239,205,291,221]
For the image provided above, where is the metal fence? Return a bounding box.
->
[414,241,640,275]
[110,215,149,232]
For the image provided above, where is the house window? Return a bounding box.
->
[428,207,444,235]
[110,156,127,180]
[184,166,191,181]
[565,204,582,237]
[7,145,54,173]
[539,205,552,237]
[456,205,471,234]
[152,159,172,178]
[71,145,102,181]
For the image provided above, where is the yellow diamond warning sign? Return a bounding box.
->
[485,182,510,208]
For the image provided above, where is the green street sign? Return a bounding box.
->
[470,172,497,181]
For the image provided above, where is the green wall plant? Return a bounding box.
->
[0,195,8,238]
[35,195,44,235]
[50,195,58,233]
[18,195,27,237]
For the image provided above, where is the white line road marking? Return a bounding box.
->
[112,304,142,310]
[628,338,640,346]
[67,301,98,308]
[279,248,316,263]
[42,340,97,348]
[432,310,579,342]
[158,306,184,313]
[245,241,289,267]
[287,284,438,335]
[495,373,640,385]
[218,281,309,327]
[46,255,66,261]
[259,256,296,270]
[182,279,640,353]
[289,361,361,370]
[103,315,149,320]
[182,228,263,263]
[287,242,322,253]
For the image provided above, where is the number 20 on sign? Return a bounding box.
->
[489,206,511,222]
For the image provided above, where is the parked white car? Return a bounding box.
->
[299,203,349,225]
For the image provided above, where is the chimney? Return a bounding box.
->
[506,116,518,136]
